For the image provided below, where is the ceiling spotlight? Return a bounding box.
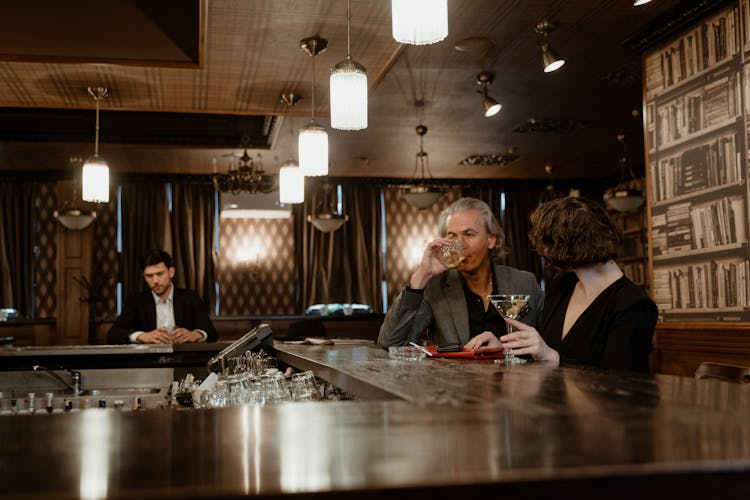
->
[535,19,565,73]
[633,0,654,5]
[476,72,502,117]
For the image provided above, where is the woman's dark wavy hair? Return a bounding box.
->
[438,197,507,261]
[528,197,622,274]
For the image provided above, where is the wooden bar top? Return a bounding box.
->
[1,344,750,499]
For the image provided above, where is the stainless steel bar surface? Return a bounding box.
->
[1,344,750,499]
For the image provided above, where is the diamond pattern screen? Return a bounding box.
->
[34,182,57,319]
[91,198,119,322]
[218,217,296,315]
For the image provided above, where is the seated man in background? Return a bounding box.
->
[107,249,218,344]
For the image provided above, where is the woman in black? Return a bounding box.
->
[499,197,657,372]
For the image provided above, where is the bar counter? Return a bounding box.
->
[2,343,750,499]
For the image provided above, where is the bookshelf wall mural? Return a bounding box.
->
[644,1,750,321]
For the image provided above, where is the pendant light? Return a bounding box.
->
[308,182,348,233]
[54,158,97,230]
[330,0,367,130]
[391,0,448,45]
[81,86,110,203]
[299,36,329,177]
[604,134,645,212]
[279,92,305,204]
[402,124,444,210]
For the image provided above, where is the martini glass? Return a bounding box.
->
[487,294,531,365]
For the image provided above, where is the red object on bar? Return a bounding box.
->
[426,346,505,359]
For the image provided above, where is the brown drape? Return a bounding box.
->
[0,181,36,316]
[120,182,169,298]
[461,183,503,221]
[293,182,384,313]
[169,181,217,309]
[341,184,384,312]
[500,185,544,280]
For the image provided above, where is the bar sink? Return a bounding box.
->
[1,367,174,412]
[81,387,162,397]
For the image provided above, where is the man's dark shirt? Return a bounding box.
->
[461,273,505,338]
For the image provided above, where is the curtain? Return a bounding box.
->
[341,184,384,312]
[461,183,503,221]
[170,181,217,309]
[501,185,544,280]
[120,181,169,298]
[0,181,35,317]
[293,182,384,313]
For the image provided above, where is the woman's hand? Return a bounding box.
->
[501,318,560,363]
[409,237,456,289]
[463,331,502,351]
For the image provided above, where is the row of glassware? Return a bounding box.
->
[194,350,325,408]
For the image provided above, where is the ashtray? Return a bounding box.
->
[388,345,427,361]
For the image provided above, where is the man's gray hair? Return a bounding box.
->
[438,197,507,261]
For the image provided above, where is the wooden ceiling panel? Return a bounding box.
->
[0,0,695,180]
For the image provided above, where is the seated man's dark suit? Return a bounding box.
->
[107,288,218,344]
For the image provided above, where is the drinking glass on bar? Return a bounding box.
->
[438,239,464,268]
[487,294,531,365]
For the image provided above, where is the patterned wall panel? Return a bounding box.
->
[91,198,119,321]
[383,188,459,306]
[34,182,57,319]
[218,217,296,316]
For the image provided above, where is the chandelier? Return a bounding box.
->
[402,124,444,210]
[308,182,348,233]
[603,134,645,212]
[212,143,277,195]
[55,158,97,230]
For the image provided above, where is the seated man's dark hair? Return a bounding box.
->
[140,249,173,271]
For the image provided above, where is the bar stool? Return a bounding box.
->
[694,362,750,384]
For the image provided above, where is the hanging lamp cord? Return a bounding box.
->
[311,42,316,122]
[94,96,101,157]
[346,0,351,59]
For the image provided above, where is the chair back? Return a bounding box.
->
[694,362,750,384]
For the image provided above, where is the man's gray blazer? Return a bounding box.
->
[378,265,543,348]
